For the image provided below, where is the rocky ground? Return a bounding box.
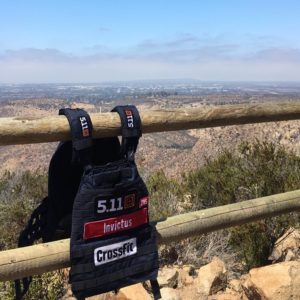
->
[61,228,300,300]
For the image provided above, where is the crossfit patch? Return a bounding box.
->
[94,237,137,266]
[84,207,148,240]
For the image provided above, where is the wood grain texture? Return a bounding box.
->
[0,189,299,281]
[1,102,300,145]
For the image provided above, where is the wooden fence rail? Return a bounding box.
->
[1,189,300,281]
[1,102,300,146]
[1,102,300,282]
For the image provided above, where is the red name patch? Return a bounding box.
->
[84,208,148,240]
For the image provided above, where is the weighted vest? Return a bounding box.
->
[61,106,161,299]
[15,108,121,300]
[15,106,160,300]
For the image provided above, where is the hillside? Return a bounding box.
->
[1,99,300,178]
[1,101,300,299]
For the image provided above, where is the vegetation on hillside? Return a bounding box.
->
[0,141,299,298]
[0,171,66,300]
[148,141,300,270]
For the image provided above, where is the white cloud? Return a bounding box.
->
[0,35,300,82]
[249,47,300,63]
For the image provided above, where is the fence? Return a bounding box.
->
[0,102,300,281]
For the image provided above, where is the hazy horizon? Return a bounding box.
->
[1,80,300,85]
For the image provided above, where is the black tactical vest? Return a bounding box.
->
[60,106,161,300]
[15,109,121,300]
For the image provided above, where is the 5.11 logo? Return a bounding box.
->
[125,109,134,128]
[95,194,137,215]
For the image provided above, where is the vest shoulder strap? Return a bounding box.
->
[112,105,142,160]
[59,108,93,165]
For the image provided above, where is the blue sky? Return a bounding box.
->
[0,1,300,83]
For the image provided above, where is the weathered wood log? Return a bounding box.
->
[0,189,299,281]
[1,102,300,145]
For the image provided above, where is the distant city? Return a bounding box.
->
[1,80,300,103]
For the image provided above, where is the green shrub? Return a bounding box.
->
[184,141,300,208]
[183,150,243,208]
[0,271,66,300]
[147,141,300,269]
[0,170,66,299]
[147,170,183,220]
[183,141,300,269]
[0,170,47,250]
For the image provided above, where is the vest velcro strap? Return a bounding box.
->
[150,279,162,300]
[111,105,142,159]
[59,108,93,150]
[59,108,93,165]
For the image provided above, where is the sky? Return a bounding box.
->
[0,1,300,83]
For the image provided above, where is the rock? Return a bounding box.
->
[86,293,111,300]
[182,264,196,276]
[208,292,243,300]
[158,267,179,288]
[87,292,123,300]
[117,283,151,300]
[196,257,227,297]
[160,287,182,300]
[227,279,243,293]
[61,286,75,299]
[179,271,195,287]
[285,249,296,261]
[86,284,151,300]
[62,294,77,300]
[175,265,196,288]
[269,228,300,262]
[241,261,300,300]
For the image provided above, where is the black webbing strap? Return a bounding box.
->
[111,105,142,160]
[15,278,31,300]
[14,197,49,300]
[150,279,161,300]
[59,108,93,165]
